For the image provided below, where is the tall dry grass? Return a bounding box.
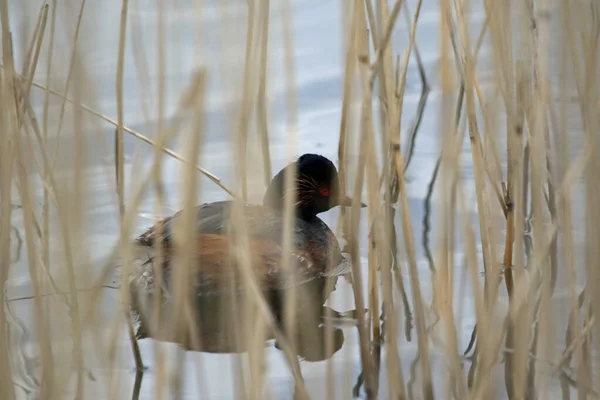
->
[0,0,599,399]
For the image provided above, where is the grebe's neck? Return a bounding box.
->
[262,164,319,221]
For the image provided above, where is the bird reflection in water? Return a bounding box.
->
[129,273,363,399]
[132,274,353,360]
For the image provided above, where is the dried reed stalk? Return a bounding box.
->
[3,0,600,398]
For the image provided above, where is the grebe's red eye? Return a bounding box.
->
[319,187,330,196]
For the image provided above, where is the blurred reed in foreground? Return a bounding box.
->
[1,0,599,399]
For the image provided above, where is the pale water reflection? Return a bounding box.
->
[5,0,589,398]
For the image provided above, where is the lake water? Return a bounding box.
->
[4,0,590,398]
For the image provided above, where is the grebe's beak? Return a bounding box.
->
[338,195,367,208]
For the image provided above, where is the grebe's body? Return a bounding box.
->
[126,154,362,352]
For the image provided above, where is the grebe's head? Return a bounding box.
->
[263,154,364,219]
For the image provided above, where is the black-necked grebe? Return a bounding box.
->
[127,154,364,349]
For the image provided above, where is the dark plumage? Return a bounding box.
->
[126,153,364,354]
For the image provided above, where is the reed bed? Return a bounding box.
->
[0,0,598,398]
